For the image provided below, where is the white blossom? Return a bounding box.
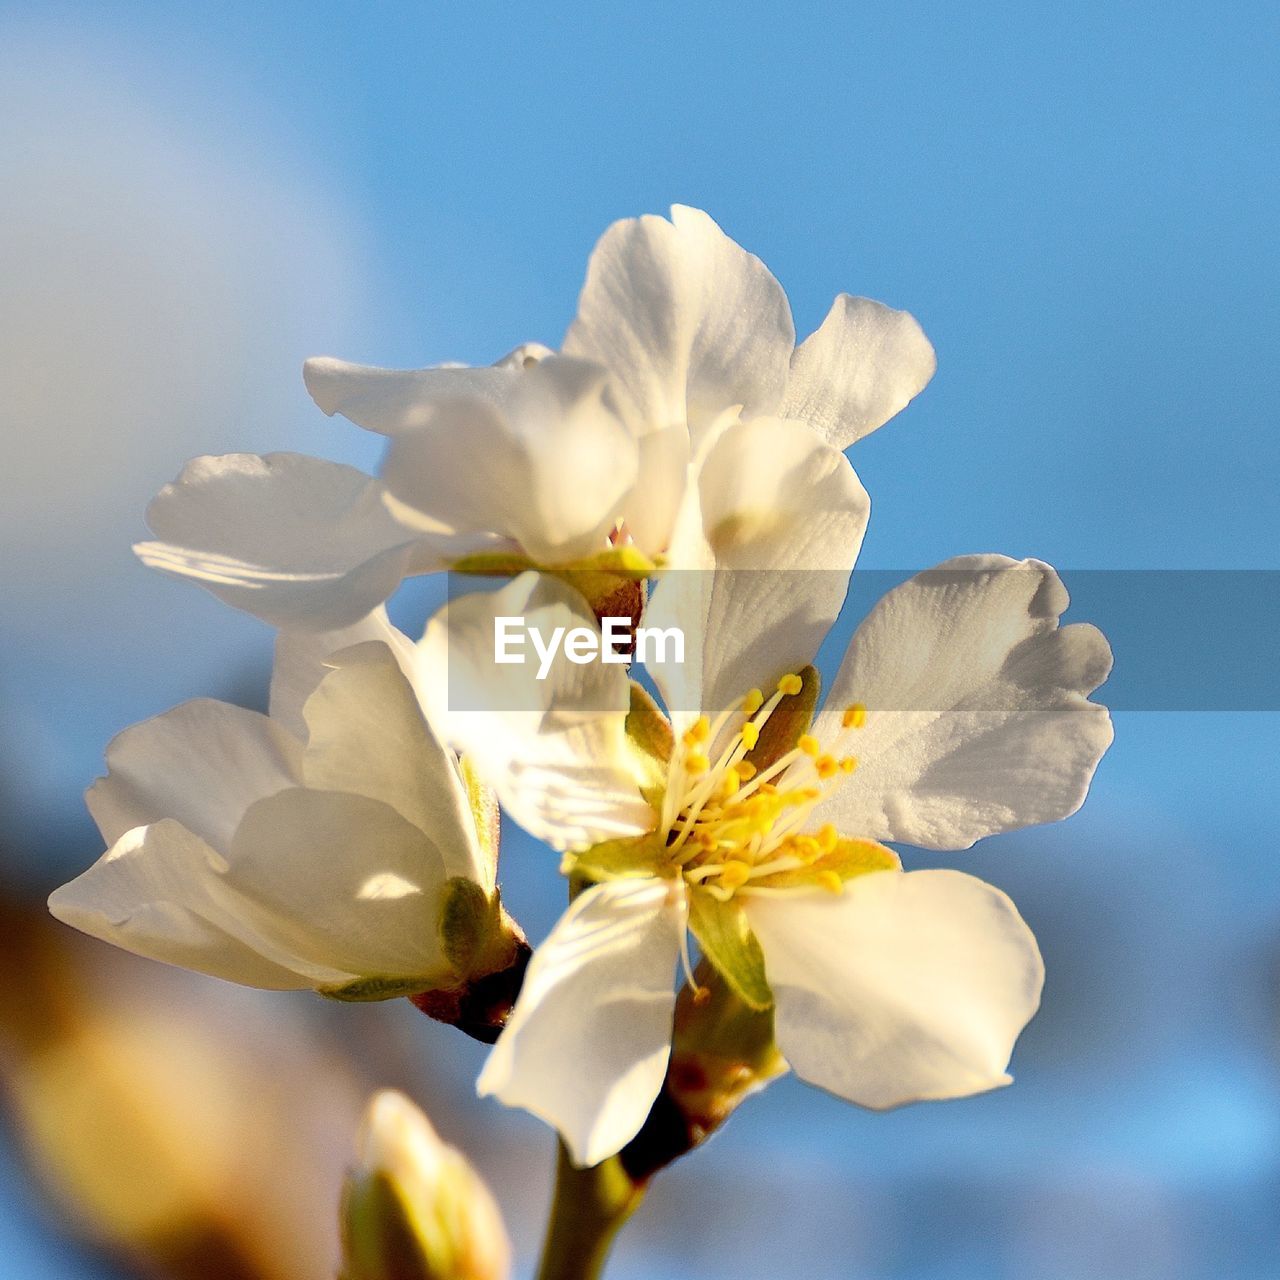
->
[49,611,515,998]
[133,207,925,629]
[422,558,1111,1166]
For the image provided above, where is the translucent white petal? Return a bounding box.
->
[478,879,684,1167]
[782,294,936,448]
[48,820,317,990]
[812,556,1114,849]
[418,573,652,851]
[564,205,794,447]
[300,641,486,884]
[224,788,450,981]
[381,356,637,565]
[746,869,1043,1108]
[269,606,418,740]
[303,342,553,436]
[86,699,303,853]
[646,418,868,720]
[135,452,424,629]
[620,423,690,558]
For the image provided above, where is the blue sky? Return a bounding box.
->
[1,3,1278,1277]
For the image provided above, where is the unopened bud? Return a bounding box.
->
[341,1091,510,1280]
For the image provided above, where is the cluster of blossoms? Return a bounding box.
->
[50,208,1112,1218]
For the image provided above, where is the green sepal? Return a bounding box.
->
[564,833,670,883]
[750,837,900,890]
[625,681,672,808]
[561,545,659,579]
[451,544,657,581]
[460,757,500,884]
[438,877,508,979]
[744,664,821,772]
[320,975,437,1003]
[673,961,781,1068]
[449,550,536,577]
[686,889,772,1011]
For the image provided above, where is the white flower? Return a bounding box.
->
[421,558,1112,1166]
[134,206,926,628]
[49,610,521,1001]
[133,352,637,631]
[343,1090,510,1280]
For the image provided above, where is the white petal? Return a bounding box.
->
[224,788,450,981]
[478,879,684,1166]
[86,699,303,853]
[300,641,486,885]
[418,573,652,851]
[781,294,937,448]
[564,206,794,446]
[48,821,315,990]
[646,418,868,721]
[746,869,1043,1108]
[381,356,638,565]
[303,342,553,436]
[269,606,419,740]
[135,453,424,630]
[619,423,690,557]
[812,556,1114,849]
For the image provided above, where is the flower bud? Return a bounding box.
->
[341,1091,510,1280]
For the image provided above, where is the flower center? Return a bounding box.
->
[658,676,867,901]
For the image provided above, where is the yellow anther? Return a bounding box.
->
[777,673,803,696]
[817,870,843,894]
[685,752,709,776]
[696,830,717,851]
[816,755,839,779]
[842,702,868,730]
[719,861,752,891]
[735,760,757,781]
[797,734,820,757]
[682,715,711,749]
[743,688,765,716]
[720,770,741,799]
[840,756,858,774]
[795,835,821,860]
[817,823,839,853]
[740,722,761,750]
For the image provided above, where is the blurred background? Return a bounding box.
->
[1,2,1278,1277]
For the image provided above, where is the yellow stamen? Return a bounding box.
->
[815,755,839,779]
[817,823,838,853]
[817,870,843,894]
[742,688,764,715]
[735,761,757,781]
[682,715,711,749]
[719,861,752,891]
[840,756,858,774]
[842,703,867,729]
[777,673,803,696]
[794,835,821,860]
[685,752,709,776]
[797,734,819,757]
[740,722,761,750]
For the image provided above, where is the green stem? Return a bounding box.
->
[535,1141,646,1280]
